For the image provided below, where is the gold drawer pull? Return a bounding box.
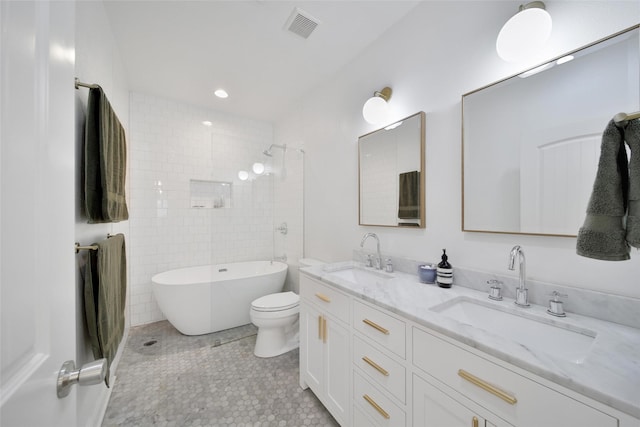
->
[318,316,323,340]
[362,318,390,335]
[472,416,479,427]
[363,394,390,419]
[315,293,331,303]
[362,356,389,376]
[458,369,517,405]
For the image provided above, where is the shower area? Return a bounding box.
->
[260,143,305,267]
[127,93,304,327]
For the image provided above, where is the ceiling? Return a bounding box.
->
[103,1,421,123]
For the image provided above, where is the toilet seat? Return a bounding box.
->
[251,291,299,312]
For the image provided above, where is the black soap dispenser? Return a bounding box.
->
[437,249,453,288]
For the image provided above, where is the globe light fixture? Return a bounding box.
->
[362,87,392,125]
[252,162,265,175]
[496,1,552,63]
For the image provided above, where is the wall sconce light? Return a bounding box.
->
[238,170,249,181]
[362,87,392,124]
[252,162,265,175]
[496,1,552,63]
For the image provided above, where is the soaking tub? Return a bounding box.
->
[151,261,288,335]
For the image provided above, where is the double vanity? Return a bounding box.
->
[299,259,640,427]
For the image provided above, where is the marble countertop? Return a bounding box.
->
[301,261,640,419]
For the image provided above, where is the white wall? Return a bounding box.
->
[128,94,276,325]
[74,1,130,425]
[275,1,640,298]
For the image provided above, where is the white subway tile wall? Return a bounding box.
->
[128,93,282,326]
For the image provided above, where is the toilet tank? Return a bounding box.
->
[299,258,325,268]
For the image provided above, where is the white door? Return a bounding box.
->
[1,1,77,426]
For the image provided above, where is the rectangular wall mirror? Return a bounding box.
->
[462,25,639,236]
[359,111,425,228]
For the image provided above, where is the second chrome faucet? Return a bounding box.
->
[508,245,530,307]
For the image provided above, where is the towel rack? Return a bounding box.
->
[75,234,116,252]
[614,110,640,127]
[75,243,98,252]
[75,78,100,90]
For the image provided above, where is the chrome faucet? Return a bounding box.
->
[360,233,382,270]
[508,245,530,307]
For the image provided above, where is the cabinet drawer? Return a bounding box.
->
[412,327,617,427]
[353,300,406,358]
[354,370,406,427]
[354,405,376,427]
[353,335,406,404]
[300,275,349,323]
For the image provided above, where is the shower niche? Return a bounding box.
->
[190,179,232,209]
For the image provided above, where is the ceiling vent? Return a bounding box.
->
[284,7,320,39]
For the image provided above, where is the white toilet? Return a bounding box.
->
[250,291,300,358]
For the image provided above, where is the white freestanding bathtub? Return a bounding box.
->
[151,261,288,335]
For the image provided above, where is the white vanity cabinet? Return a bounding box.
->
[299,275,350,426]
[299,271,638,427]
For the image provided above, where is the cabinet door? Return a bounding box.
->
[325,316,350,425]
[414,374,487,427]
[300,303,323,393]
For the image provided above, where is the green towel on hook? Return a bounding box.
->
[84,234,127,387]
[624,119,640,248]
[576,120,629,260]
[84,86,129,223]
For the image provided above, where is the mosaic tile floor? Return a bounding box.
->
[102,321,339,427]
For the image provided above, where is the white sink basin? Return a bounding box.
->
[431,297,596,363]
[327,266,393,284]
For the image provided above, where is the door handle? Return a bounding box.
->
[322,317,327,343]
[57,358,107,398]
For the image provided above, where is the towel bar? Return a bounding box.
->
[614,110,640,127]
[75,243,98,253]
[75,234,115,253]
[75,78,100,90]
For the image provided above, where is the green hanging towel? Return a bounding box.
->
[84,86,129,223]
[83,234,127,387]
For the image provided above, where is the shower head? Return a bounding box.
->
[262,144,286,157]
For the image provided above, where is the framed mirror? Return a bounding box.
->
[462,25,639,236]
[359,111,425,228]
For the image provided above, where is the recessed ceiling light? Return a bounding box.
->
[202,120,212,126]
[214,89,229,99]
